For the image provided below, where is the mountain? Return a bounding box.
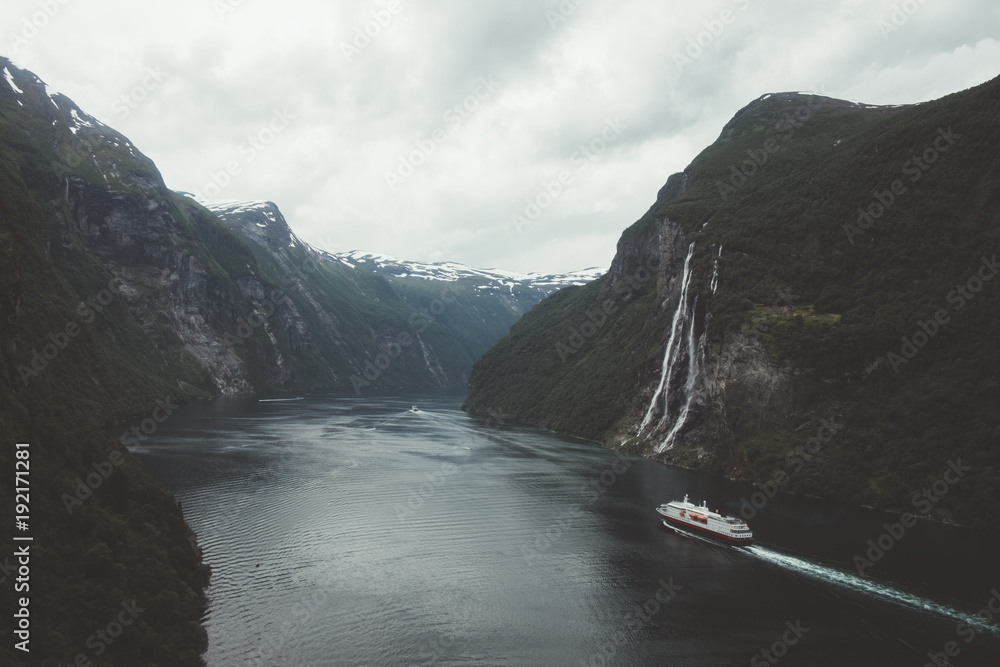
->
[464,80,1000,528]
[327,249,603,296]
[1,57,211,666]
[198,198,603,392]
[0,56,595,665]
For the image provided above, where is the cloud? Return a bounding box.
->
[3,0,997,272]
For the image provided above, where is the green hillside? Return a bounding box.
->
[0,54,581,664]
[465,78,1000,528]
[0,96,211,665]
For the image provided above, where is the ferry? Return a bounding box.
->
[656,494,753,545]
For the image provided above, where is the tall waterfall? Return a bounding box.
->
[658,295,706,452]
[636,243,694,435]
[636,242,708,452]
[710,245,722,293]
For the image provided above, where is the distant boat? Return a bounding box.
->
[409,405,420,413]
[656,494,753,545]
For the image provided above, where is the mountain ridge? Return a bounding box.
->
[193,196,605,289]
[0,56,599,665]
[464,75,1000,528]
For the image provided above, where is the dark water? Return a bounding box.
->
[133,392,1000,666]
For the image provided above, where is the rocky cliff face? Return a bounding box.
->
[0,56,614,665]
[605,214,801,470]
[465,77,1000,527]
[1,58,213,667]
[64,181,262,393]
[200,199,606,394]
[3,54,603,402]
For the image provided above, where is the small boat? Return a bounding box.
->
[409,406,420,413]
[656,494,753,545]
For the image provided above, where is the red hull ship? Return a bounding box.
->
[656,494,753,545]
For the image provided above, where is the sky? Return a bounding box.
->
[3,1,999,274]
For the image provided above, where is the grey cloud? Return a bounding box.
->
[4,0,997,273]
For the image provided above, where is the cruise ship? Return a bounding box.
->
[656,494,754,545]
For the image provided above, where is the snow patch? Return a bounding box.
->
[44,84,59,108]
[191,197,605,292]
[69,109,95,133]
[4,68,23,94]
[335,250,603,286]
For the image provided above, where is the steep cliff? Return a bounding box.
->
[202,199,604,393]
[1,58,210,666]
[465,79,1000,527]
[0,56,597,665]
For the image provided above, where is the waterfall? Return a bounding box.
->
[636,242,708,452]
[709,245,722,293]
[658,297,706,452]
[637,242,695,434]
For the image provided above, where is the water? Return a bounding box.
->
[133,392,1000,666]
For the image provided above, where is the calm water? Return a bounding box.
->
[133,392,1000,666]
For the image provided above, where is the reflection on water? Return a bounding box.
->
[134,392,1000,666]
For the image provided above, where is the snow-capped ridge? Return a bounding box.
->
[198,198,605,294]
[328,250,604,288]
[4,67,23,94]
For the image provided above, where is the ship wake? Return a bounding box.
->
[747,544,1000,635]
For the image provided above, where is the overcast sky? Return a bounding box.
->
[4,1,998,273]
